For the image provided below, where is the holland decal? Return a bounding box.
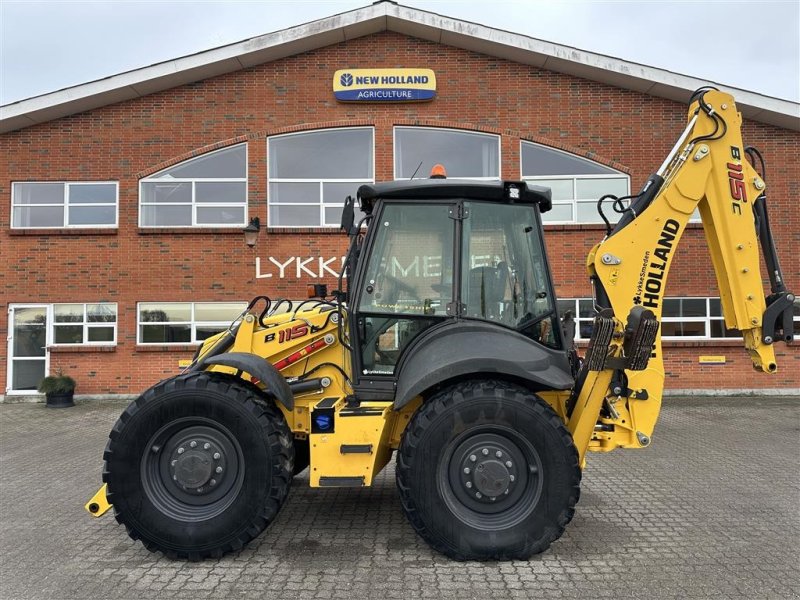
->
[333,68,436,102]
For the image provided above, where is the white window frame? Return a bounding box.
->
[393,126,501,181]
[267,127,375,229]
[558,296,768,341]
[137,302,246,345]
[11,181,119,229]
[520,141,630,225]
[51,303,118,346]
[139,144,248,228]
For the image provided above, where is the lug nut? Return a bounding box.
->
[504,489,509,495]
[190,441,197,448]
[509,475,515,482]
[475,492,482,499]
[204,443,211,450]
[491,497,496,502]
[469,455,477,462]
[177,447,185,454]
[171,460,177,467]
[215,466,223,474]
[210,479,216,486]
[505,461,512,468]
[463,467,470,474]
[495,451,502,458]
[197,487,203,493]
[213,453,221,460]
[482,449,489,456]
[466,482,473,489]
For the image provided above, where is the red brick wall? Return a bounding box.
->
[1,31,797,395]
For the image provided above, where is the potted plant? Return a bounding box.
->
[37,371,76,408]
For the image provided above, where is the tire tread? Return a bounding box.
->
[396,379,581,561]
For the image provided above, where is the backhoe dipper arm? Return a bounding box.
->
[567,89,794,461]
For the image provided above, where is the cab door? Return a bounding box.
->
[352,201,457,388]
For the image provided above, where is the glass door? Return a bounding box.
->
[7,305,49,393]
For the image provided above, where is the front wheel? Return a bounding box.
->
[396,380,581,560]
[103,372,293,560]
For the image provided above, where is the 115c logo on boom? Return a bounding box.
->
[727,146,747,215]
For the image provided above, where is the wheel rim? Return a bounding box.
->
[440,428,543,530]
[141,417,245,522]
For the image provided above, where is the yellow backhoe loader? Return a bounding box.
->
[86,88,795,561]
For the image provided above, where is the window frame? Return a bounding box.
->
[267,127,375,229]
[51,303,118,346]
[137,302,247,345]
[393,126,501,181]
[11,181,119,229]
[520,141,630,225]
[557,296,766,341]
[139,144,248,229]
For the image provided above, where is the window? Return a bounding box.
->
[556,298,597,340]
[555,297,783,341]
[521,142,629,224]
[12,182,118,228]
[140,145,247,227]
[356,203,454,374]
[394,127,500,179]
[52,303,117,345]
[268,128,373,227]
[138,302,247,344]
[461,202,558,347]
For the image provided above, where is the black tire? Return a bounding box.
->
[396,380,581,561]
[103,372,293,560]
[292,438,310,475]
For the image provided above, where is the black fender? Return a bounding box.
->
[393,320,574,409]
[200,352,294,410]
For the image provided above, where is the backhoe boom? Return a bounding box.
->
[568,89,794,460]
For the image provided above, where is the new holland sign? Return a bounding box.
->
[333,68,436,102]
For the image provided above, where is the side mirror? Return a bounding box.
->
[340,195,357,236]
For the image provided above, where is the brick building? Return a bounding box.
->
[1,2,798,400]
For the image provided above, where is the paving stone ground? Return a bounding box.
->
[0,396,798,600]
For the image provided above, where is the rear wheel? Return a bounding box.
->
[396,380,581,560]
[103,372,293,559]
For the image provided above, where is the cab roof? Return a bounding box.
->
[356,179,552,214]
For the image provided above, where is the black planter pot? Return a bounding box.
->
[46,392,75,408]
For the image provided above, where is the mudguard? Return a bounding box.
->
[200,352,294,410]
[393,321,574,409]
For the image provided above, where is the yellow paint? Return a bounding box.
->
[85,483,111,517]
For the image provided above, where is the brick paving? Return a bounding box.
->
[0,396,798,599]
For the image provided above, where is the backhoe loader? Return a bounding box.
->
[86,88,795,561]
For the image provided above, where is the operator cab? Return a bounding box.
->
[346,179,563,385]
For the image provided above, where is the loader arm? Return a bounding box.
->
[567,89,794,461]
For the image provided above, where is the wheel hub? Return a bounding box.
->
[459,445,517,503]
[165,435,228,496]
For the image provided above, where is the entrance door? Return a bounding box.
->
[7,305,49,393]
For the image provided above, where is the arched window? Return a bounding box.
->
[268,127,374,227]
[521,142,629,224]
[394,127,500,179]
[139,144,247,227]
